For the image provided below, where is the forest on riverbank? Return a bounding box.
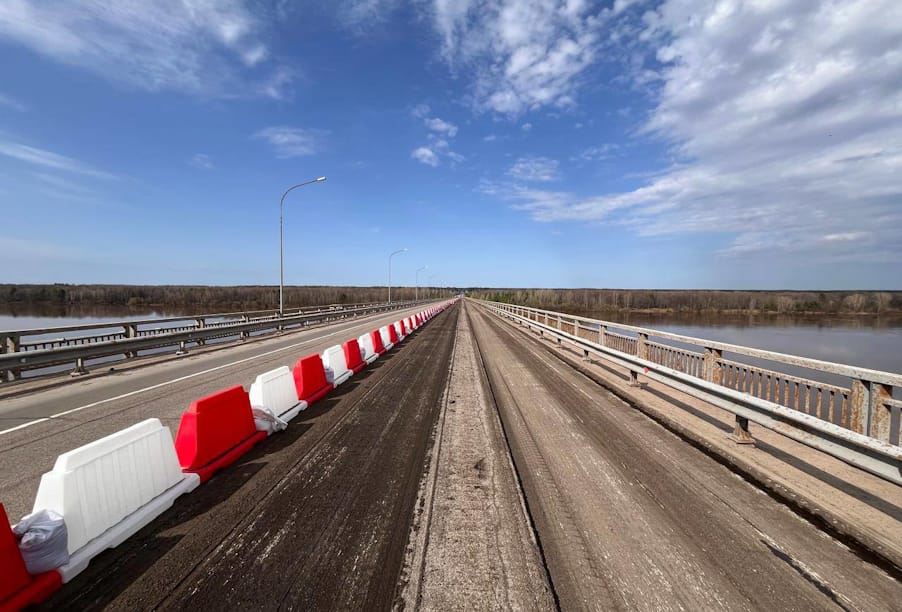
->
[467,288,902,315]
[0,284,448,311]
[2,285,900,316]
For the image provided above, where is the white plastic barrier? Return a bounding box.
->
[393,322,406,341]
[404,319,414,335]
[358,333,379,364]
[379,325,394,350]
[32,418,200,582]
[322,345,352,386]
[249,366,307,431]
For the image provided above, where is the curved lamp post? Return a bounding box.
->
[280,176,327,316]
[415,265,428,302]
[388,248,407,304]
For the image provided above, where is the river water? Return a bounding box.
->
[593,311,902,375]
[0,307,900,375]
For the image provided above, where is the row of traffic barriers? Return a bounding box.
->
[0,301,457,611]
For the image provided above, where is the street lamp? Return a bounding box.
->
[280,176,327,316]
[415,265,428,301]
[388,248,407,304]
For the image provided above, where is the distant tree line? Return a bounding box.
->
[4,285,898,316]
[466,288,902,315]
[0,284,454,311]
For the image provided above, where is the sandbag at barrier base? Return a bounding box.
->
[249,366,308,433]
[57,474,200,583]
[0,504,62,612]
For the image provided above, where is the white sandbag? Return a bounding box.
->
[13,509,70,574]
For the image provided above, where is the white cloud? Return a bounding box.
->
[0,138,113,178]
[414,111,462,166]
[483,134,497,142]
[189,153,214,169]
[412,103,431,118]
[521,122,533,132]
[424,117,458,137]
[340,0,401,28]
[493,0,902,264]
[507,156,560,182]
[574,143,618,162]
[0,1,287,97]
[254,127,327,158]
[0,92,25,112]
[427,0,604,115]
[412,146,440,167]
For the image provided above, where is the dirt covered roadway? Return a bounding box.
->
[0,302,436,522]
[39,304,459,611]
[466,301,902,612]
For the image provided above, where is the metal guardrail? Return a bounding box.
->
[475,299,902,485]
[0,301,424,381]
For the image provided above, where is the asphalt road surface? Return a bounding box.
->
[0,303,435,521]
[36,303,459,610]
[466,302,901,612]
[3,299,899,611]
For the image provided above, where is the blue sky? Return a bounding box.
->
[0,1,900,290]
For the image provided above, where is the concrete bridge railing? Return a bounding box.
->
[476,299,901,485]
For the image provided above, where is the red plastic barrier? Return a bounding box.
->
[292,354,333,405]
[387,324,400,345]
[0,504,62,612]
[342,339,366,374]
[174,386,266,482]
[370,330,386,355]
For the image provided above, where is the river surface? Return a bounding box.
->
[0,307,900,375]
[570,311,902,375]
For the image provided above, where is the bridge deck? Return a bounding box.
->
[34,305,458,609]
[467,302,901,610]
[1,300,898,610]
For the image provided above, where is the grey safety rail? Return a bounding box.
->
[0,301,422,381]
[475,299,902,485]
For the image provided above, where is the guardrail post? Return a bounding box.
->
[70,357,89,377]
[196,318,207,346]
[124,324,138,358]
[730,416,755,445]
[599,325,606,347]
[176,340,189,355]
[637,333,649,360]
[1,334,22,381]
[703,347,723,384]
[850,379,871,437]
[853,380,892,442]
